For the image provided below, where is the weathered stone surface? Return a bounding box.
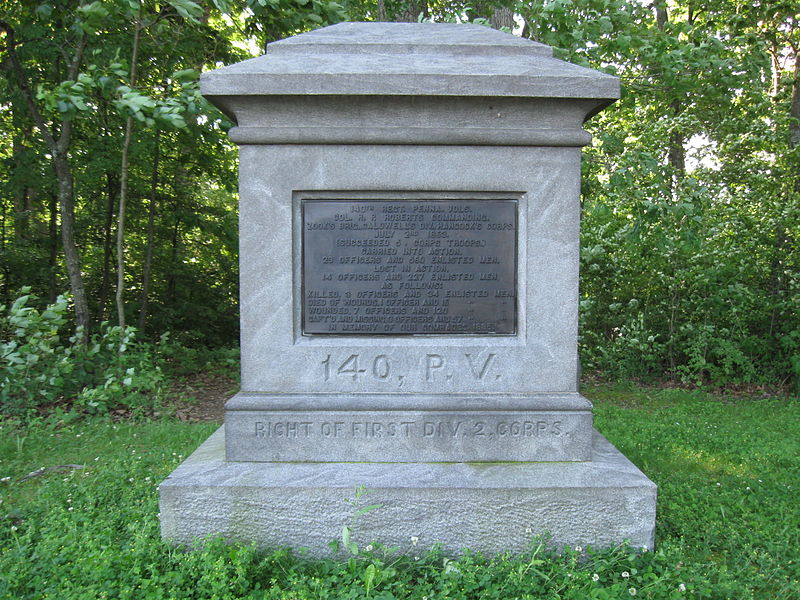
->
[222,96,601,146]
[160,427,657,555]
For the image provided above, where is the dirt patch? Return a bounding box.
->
[170,371,238,423]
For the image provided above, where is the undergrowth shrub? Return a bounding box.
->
[580,310,666,380]
[0,289,166,416]
[157,338,239,382]
[579,160,800,391]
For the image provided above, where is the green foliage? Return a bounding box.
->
[1,387,799,598]
[71,324,165,414]
[504,0,800,388]
[0,289,69,413]
[76,1,111,33]
[242,0,349,50]
[157,336,239,381]
[330,484,385,556]
[36,73,97,115]
[0,290,166,416]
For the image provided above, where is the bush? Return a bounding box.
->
[0,289,166,417]
[156,337,239,382]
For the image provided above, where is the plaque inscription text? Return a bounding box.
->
[302,199,517,334]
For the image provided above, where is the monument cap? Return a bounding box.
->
[200,22,619,102]
[201,22,620,147]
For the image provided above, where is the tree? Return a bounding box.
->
[1,5,92,339]
[1,0,242,343]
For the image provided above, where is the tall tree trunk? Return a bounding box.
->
[138,129,160,333]
[769,43,782,99]
[166,212,181,306]
[768,57,800,339]
[98,173,116,322]
[12,136,30,242]
[116,13,143,329]
[0,196,7,305]
[115,119,133,328]
[668,99,686,183]
[47,193,58,303]
[789,57,800,151]
[655,2,667,30]
[54,151,90,335]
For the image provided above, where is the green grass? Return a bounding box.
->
[1,384,799,599]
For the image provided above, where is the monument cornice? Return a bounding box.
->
[227,125,593,146]
[224,392,594,412]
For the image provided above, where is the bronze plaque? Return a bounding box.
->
[302,199,517,335]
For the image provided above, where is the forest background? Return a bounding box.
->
[1,0,798,416]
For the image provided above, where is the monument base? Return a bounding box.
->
[159,427,656,555]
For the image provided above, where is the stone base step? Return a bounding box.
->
[159,427,656,555]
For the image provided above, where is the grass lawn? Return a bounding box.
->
[1,384,798,599]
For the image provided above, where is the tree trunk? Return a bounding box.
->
[166,212,181,306]
[116,15,143,329]
[54,152,90,336]
[521,18,532,41]
[769,43,782,99]
[98,172,117,322]
[12,136,30,242]
[0,195,7,305]
[47,192,58,303]
[768,57,800,338]
[165,139,192,311]
[138,129,160,333]
[654,3,685,188]
[655,1,667,31]
[490,7,514,31]
[789,57,800,151]
[116,113,134,328]
[668,100,686,183]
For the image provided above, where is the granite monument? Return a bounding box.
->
[159,21,657,555]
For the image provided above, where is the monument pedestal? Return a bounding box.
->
[161,427,655,555]
[160,22,657,554]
